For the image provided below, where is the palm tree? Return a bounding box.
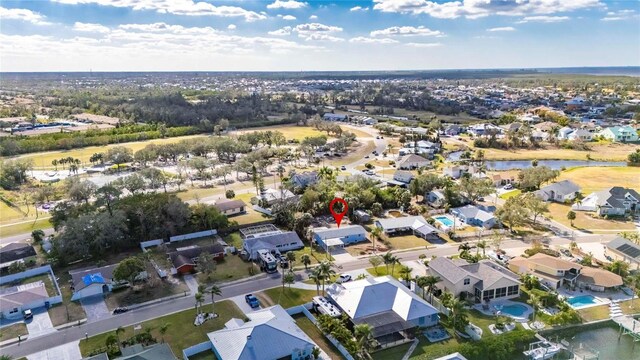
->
[449,298,469,333]
[301,254,311,270]
[415,276,429,299]
[391,256,400,276]
[440,291,453,308]
[317,261,335,296]
[477,240,487,256]
[423,275,440,302]
[105,334,118,351]
[626,273,640,308]
[195,292,204,315]
[458,242,471,253]
[370,227,382,252]
[309,268,321,295]
[159,322,170,343]
[398,265,413,284]
[528,294,542,323]
[354,323,379,360]
[286,251,296,268]
[208,285,222,315]
[51,159,58,170]
[381,251,395,274]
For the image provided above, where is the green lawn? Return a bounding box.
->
[577,305,611,322]
[0,323,28,342]
[188,351,216,360]
[620,299,640,315]
[366,266,402,279]
[382,234,434,250]
[256,287,318,309]
[79,300,245,357]
[293,314,346,360]
[48,272,86,326]
[547,202,636,231]
[197,254,259,285]
[499,189,522,199]
[557,166,640,194]
[0,217,52,238]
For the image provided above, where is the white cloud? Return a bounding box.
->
[370,26,443,37]
[303,34,344,42]
[278,14,297,20]
[602,9,638,21]
[0,6,51,25]
[268,26,292,36]
[227,24,236,30]
[372,0,603,19]
[349,37,398,44]
[51,0,267,21]
[73,22,111,33]
[405,42,442,47]
[309,15,318,20]
[266,0,307,10]
[487,26,516,32]
[516,15,570,23]
[350,6,369,12]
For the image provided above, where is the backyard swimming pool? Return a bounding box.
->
[496,303,529,317]
[434,216,454,227]
[567,295,598,308]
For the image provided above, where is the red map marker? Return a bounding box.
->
[329,198,348,228]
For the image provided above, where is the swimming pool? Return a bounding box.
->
[497,304,529,317]
[567,295,597,308]
[434,216,454,227]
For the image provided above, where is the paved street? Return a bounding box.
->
[0,232,615,359]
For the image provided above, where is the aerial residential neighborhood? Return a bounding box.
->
[1,1,640,360]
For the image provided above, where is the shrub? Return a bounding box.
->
[225,190,235,199]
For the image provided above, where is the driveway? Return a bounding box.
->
[184,274,200,294]
[80,296,110,322]
[230,294,262,314]
[25,308,55,338]
[27,340,81,360]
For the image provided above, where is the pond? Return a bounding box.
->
[445,152,626,170]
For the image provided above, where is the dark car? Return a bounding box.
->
[112,307,129,315]
[245,294,260,309]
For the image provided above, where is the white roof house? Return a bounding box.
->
[208,305,317,360]
[375,216,437,239]
[327,276,439,338]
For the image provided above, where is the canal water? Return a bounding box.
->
[545,322,638,360]
[445,152,627,170]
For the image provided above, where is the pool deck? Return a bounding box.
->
[559,288,632,310]
[473,299,534,323]
[432,214,466,231]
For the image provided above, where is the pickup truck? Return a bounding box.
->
[245,294,260,309]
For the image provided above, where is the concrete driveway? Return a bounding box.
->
[25,308,55,338]
[231,294,261,314]
[80,296,110,322]
[27,340,81,360]
[184,274,200,294]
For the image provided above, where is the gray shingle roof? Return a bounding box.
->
[429,257,477,284]
[0,243,36,263]
[214,199,246,212]
[451,205,495,222]
[594,187,640,209]
[312,225,366,240]
[539,180,580,197]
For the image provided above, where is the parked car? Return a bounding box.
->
[364,170,375,176]
[364,155,370,159]
[279,259,289,269]
[23,309,33,320]
[113,307,129,315]
[560,249,573,257]
[376,136,380,139]
[503,184,513,190]
[245,294,260,309]
[340,165,347,171]
[336,274,352,284]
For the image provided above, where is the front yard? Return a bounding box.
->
[293,314,346,360]
[79,300,245,357]
[0,323,28,342]
[256,287,318,309]
[547,203,636,231]
[104,267,189,310]
[196,254,259,285]
[48,272,86,326]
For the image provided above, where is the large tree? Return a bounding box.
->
[496,195,530,232]
[113,256,145,287]
[105,146,134,172]
[458,177,494,203]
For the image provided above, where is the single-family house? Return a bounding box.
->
[251,188,297,207]
[312,225,367,251]
[444,125,461,136]
[567,129,593,142]
[354,210,371,223]
[426,190,446,208]
[606,236,640,267]
[213,199,246,217]
[168,244,225,275]
[323,113,348,122]
[534,180,581,203]
[290,171,318,189]
[599,125,638,142]
[241,225,304,260]
[0,266,62,319]
[361,117,377,125]
[443,165,468,179]
[427,257,521,303]
[375,216,437,239]
[393,170,414,184]
[557,127,574,140]
[70,264,119,300]
[327,276,439,348]
[398,154,431,170]
[572,187,640,216]
[491,174,515,187]
[207,305,318,360]
[0,243,37,270]
[450,205,497,229]
[509,253,622,292]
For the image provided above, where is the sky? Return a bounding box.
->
[1,0,639,72]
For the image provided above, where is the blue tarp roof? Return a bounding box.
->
[82,273,105,286]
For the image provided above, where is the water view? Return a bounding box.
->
[445,152,627,170]
[547,323,638,360]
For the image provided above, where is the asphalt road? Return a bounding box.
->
[0,233,615,359]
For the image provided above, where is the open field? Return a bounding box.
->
[79,300,245,357]
[339,105,482,124]
[332,140,377,166]
[233,124,371,141]
[293,314,346,360]
[7,134,210,170]
[557,166,640,194]
[256,287,318,309]
[474,143,637,162]
[0,217,51,238]
[0,323,28,342]
[547,203,637,231]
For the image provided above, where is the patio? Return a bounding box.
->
[473,299,534,323]
[423,325,450,343]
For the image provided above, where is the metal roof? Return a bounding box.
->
[312,225,366,240]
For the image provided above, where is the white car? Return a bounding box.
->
[336,274,352,283]
[503,184,513,190]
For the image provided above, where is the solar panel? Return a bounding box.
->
[616,244,640,259]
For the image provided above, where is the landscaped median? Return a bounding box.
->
[79,300,245,358]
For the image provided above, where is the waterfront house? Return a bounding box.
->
[599,125,638,142]
[534,180,581,203]
[571,187,640,216]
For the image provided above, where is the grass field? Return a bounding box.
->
[333,140,377,166]
[256,287,318,309]
[547,203,637,231]
[0,217,52,238]
[382,234,436,250]
[468,143,637,162]
[79,300,244,357]
[557,166,640,194]
[197,255,259,285]
[234,124,371,141]
[0,323,28,342]
[8,134,209,169]
[499,189,522,199]
[293,314,346,360]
